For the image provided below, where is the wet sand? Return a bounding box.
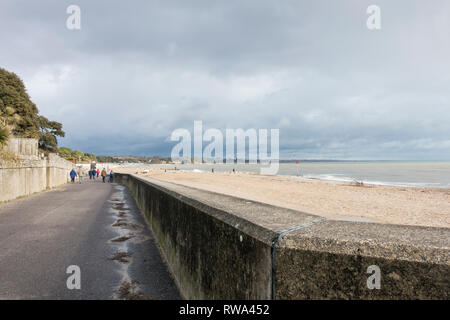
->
[116,168,450,228]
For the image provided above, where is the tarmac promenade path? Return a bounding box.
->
[0,178,180,300]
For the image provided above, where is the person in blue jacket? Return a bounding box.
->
[70,169,77,183]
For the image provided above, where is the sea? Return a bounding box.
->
[122,161,450,189]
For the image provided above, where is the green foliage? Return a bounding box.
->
[96,155,118,163]
[0,124,9,146]
[57,146,97,163]
[83,153,97,161]
[38,115,65,151]
[0,150,18,163]
[0,67,64,150]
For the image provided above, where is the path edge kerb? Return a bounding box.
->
[115,172,450,300]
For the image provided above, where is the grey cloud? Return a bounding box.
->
[0,0,449,159]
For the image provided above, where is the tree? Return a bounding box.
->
[57,146,96,163]
[0,67,65,149]
[0,124,9,147]
[38,116,65,151]
[83,153,97,162]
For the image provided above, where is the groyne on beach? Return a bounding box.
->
[115,172,450,299]
[0,138,74,202]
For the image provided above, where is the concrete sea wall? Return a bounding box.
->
[116,173,450,300]
[0,138,74,202]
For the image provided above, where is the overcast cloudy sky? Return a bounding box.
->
[1,0,449,159]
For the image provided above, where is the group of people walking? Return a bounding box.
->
[89,169,100,179]
[70,167,114,184]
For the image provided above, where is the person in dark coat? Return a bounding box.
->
[70,169,77,183]
[101,168,107,183]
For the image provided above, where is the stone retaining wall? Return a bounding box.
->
[115,173,449,300]
[0,138,74,202]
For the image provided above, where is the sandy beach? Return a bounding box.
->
[115,168,450,229]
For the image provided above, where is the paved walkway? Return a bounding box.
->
[0,178,180,299]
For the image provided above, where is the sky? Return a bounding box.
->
[1,0,449,160]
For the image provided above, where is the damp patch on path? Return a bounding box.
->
[116,279,154,300]
[110,235,134,243]
[109,250,132,264]
[107,184,152,300]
